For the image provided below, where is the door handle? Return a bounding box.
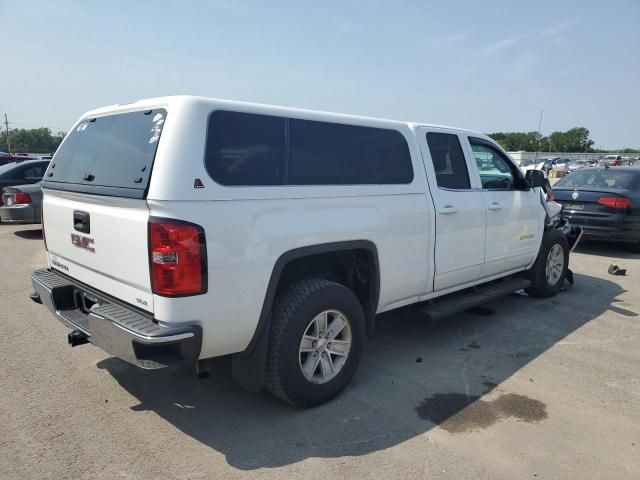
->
[488,202,503,211]
[438,205,458,215]
[73,210,91,233]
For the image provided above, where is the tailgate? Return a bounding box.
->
[43,189,153,312]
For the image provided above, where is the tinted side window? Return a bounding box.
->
[205,111,285,185]
[425,132,471,189]
[469,139,519,190]
[288,119,413,185]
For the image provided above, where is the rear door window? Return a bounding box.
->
[44,109,167,198]
[425,132,471,189]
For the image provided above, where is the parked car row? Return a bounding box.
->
[598,155,639,167]
[523,155,639,176]
[0,159,49,222]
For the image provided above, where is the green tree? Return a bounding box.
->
[562,127,594,152]
[0,127,65,154]
[488,127,595,153]
[489,131,544,151]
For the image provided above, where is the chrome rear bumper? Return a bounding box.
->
[31,268,201,369]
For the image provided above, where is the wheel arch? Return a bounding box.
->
[231,240,380,392]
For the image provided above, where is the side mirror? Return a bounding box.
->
[525,169,545,188]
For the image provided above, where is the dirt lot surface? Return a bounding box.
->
[1,223,638,479]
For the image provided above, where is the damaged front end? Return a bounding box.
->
[539,178,583,252]
[530,172,583,287]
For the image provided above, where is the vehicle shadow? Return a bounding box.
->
[574,239,640,260]
[97,272,626,470]
[13,228,43,240]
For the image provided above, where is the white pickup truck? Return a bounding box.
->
[31,96,580,407]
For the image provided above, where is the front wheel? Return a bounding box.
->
[525,230,570,298]
[265,278,365,408]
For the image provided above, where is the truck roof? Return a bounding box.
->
[81,95,486,138]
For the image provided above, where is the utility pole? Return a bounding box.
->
[3,113,11,156]
[534,109,543,163]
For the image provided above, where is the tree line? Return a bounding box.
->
[488,127,638,153]
[0,128,65,154]
[488,127,597,153]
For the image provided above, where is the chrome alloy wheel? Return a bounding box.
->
[298,309,352,384]
[545,243,565,286]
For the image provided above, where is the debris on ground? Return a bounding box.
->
[608,264,627,276]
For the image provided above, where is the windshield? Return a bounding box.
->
[43,108,167,198]
[555,170,637,190]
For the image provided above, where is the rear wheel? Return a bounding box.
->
[265,278,365,408]
[525,230,569,298]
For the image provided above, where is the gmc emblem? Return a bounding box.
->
[71,233,95,253]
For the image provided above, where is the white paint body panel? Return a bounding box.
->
[41,95,548,359]
[416,127,486,291]
[43,191,153,312]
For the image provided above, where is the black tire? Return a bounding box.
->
[265,278,365,408]
[525,229,570,298]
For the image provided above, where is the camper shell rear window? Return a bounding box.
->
[41,109,167,198]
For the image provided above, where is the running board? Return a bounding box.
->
[420,277,532,321]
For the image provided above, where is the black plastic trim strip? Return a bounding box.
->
[41,181,146,199]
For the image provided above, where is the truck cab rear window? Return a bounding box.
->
[43,109,166,198]
[205,110,413,186]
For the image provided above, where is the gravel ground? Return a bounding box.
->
[1,223,638,479]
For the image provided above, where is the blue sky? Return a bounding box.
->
[1,0,639,148]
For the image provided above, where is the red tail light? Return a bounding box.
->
[149,218,207,296]
[14,192,32,204]
[548,192,555,201]
[597,197,631,209]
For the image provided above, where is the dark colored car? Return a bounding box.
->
[0,160,49,201]
[0,182,43,223]
[551,167,640,250]
[0,153,41,166]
